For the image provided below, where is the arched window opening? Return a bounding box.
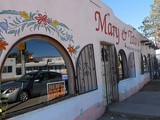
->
[118,49,128,80]
[0,35,75,118]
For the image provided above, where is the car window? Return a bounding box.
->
[36,73,49,81]
[49,72,61,79]
[16,72,38,82]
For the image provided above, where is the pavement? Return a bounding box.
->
[98,79,160,120]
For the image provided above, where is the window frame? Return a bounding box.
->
[2,66,12,73]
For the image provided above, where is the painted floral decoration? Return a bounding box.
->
[52,20,59,27]
[19,11,30,20]
[0,40,8,50]
[0,10,80,57]
[35,14,50,25]
[67,44,80,56]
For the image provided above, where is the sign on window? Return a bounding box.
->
[47,81,65,101]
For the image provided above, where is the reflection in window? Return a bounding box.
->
[2,66,12,73]
[118,49,128,80]
[1,38,72,118]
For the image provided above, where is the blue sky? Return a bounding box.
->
[101,0,153,32]
[11,40,60,57]
[26,40,60,57]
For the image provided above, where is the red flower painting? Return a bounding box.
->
[67,44,80,56]
[35,14,50,25]
[67,45,75,54]
[0,40,9,50]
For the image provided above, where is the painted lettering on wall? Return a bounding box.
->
[94,11,139,47]
[95,11,120,45]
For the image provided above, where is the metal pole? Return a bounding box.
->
[21,50,26,75]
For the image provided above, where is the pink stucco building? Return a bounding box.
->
[0,0,156,120]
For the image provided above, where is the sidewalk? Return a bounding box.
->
[98,79,160,120]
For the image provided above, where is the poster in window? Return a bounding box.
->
[47,81,65,101]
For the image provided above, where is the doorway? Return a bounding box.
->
[101,43,118,107]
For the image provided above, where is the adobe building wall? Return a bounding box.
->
[0,0,155,120]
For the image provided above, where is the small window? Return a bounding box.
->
[2,66,12,73]
[2,66,7,73]
[8,66,12,73]
[16,67,22,75]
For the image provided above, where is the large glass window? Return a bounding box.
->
[0,35,74,118]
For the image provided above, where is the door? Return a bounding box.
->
[101,43,118,107]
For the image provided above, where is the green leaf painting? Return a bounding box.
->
[0,10,80,57]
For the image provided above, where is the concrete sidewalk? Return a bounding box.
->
[98,80,160,120]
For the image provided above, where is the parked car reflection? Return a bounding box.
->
[1,71,63,103]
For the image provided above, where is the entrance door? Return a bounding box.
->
[101,43,118,107]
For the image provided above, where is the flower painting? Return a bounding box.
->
[0,10,80,57]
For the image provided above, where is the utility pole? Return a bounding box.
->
[18,42,26,75]
[21,50,25,75]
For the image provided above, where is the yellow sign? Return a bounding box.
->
[47,81,65,101]
[18,42,26,51]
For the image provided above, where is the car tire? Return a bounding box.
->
[18,91,29,102]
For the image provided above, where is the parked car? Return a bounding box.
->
[1,71,63,102]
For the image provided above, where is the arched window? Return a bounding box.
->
[118,49,128,80]
[0,35,75,117]
[76,44,98,94]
